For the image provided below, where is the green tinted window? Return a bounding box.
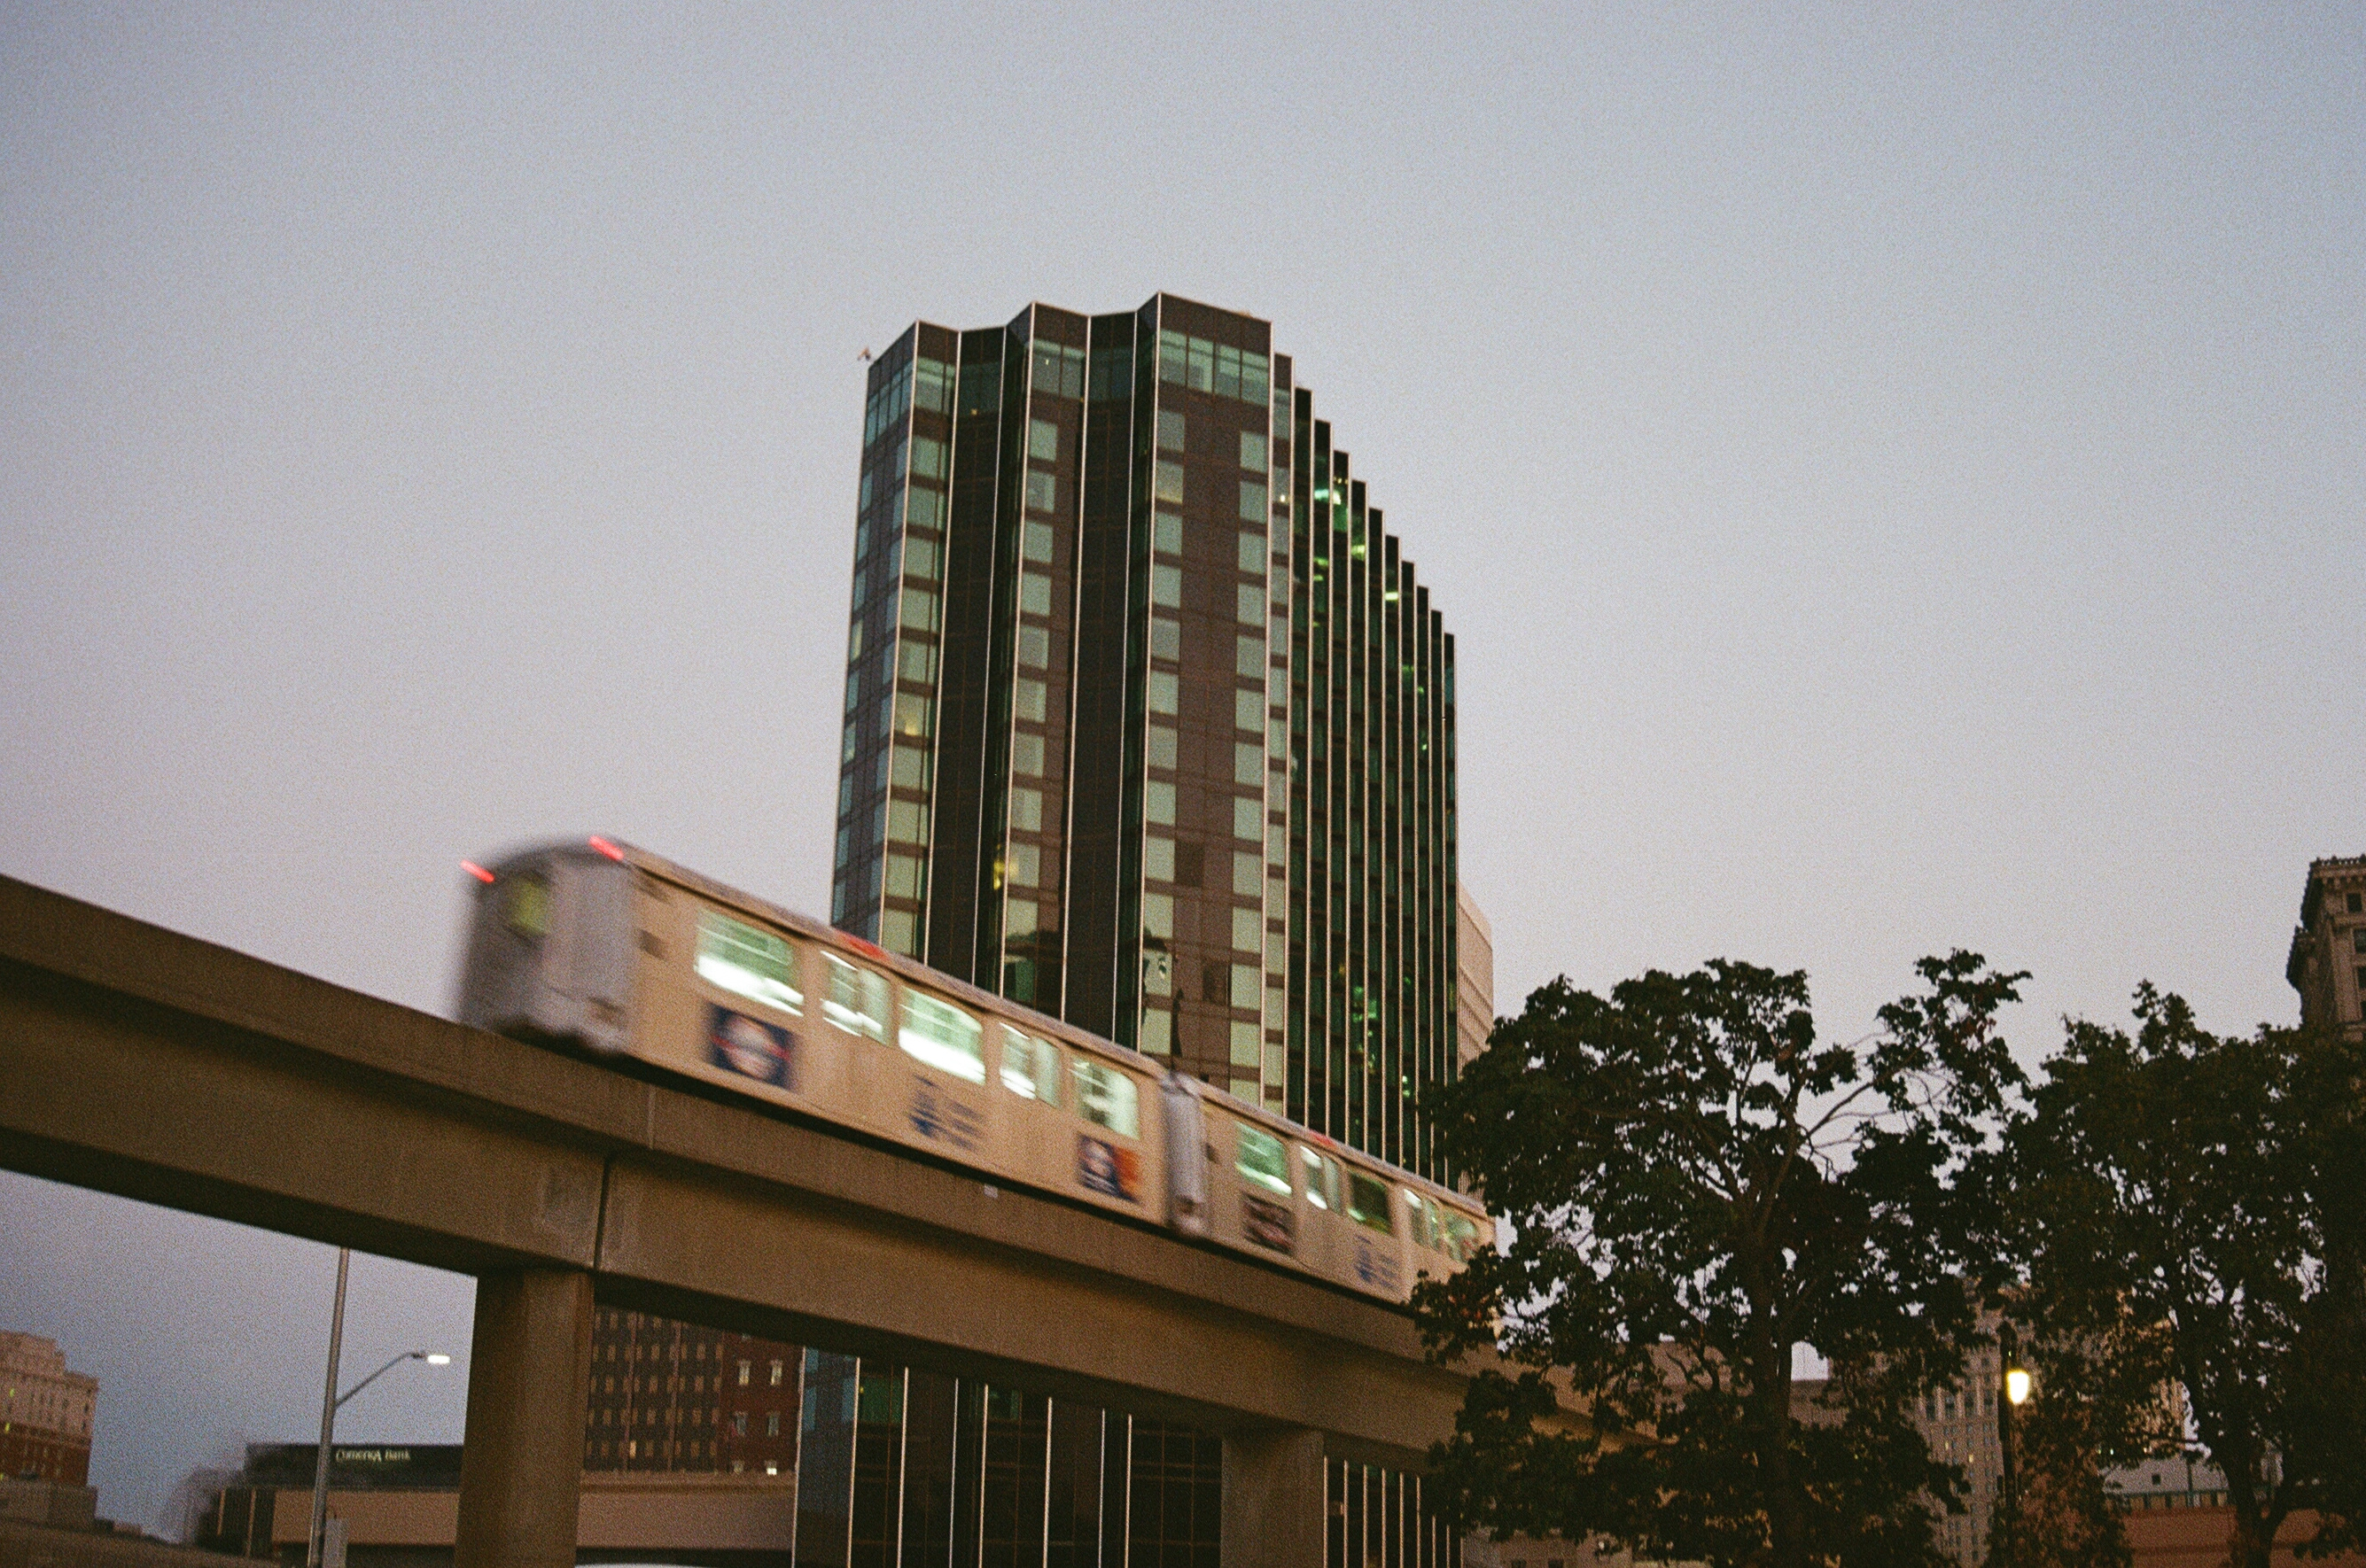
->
[823,955,889,1041]
[1347,1172,1394,1235]
[1075,1060,1139,1138]
[1236,1122,1289,1196]
[1445,1215,1481,1264]
[899,991,984,1083]
[505,876,550,937]
[696,910,803,1015]
[1000,1026,1062,1105]
[1405,1191,1436,1248]
[1300,1148,1343,1211]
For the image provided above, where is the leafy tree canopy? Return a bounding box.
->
[2005,990,2366,1568]
[1417,953,2026,1568]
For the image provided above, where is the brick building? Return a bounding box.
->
[0,1331,97,1486]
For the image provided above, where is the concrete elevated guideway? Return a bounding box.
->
[0,874,1484,1568]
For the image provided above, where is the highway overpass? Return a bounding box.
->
[0,874,1487,1568]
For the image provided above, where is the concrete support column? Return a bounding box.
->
[454,1269,594,1568]
[1223,1426,1327,1568]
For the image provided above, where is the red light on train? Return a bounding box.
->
[588,836,625,861]
[461,861,495,884]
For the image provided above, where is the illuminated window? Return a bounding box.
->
[1000,1027,1063,1105]
[1236,1122,1289,1195]
[1075,1060,1140,1137]
[822,956,890,1041]
[696,911,803,1015]
[1300,1147,1341,1211]
[900,991,985,1083]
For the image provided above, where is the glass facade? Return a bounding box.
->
[829,293,1459,1184]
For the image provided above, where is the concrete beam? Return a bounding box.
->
[0,874,1479,1461]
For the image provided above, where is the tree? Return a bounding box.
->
[2004,991,2366,1568]
[1980,1317,2152,1568]
[1415,953,2027,1568]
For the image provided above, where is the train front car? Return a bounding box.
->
[453,837,639,1055]
[1164,1076,1495,1305]
[454,836,1173,1228]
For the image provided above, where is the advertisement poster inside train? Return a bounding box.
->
[706,1004,796,1091]
[1078,1134,1140,1202]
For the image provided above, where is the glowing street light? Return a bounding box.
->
[1996,1327,2032,1568]
[307,1247,455,1568]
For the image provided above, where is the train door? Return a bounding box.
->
[816,951,902,1141]
[1295,1145,1348,1286]
[992,1024,1067,1191]
[1341,1167,1410,1300]
[1227,1119,1304,1270]
[1069,1053,1155,1215]
[886,981,1001,1170]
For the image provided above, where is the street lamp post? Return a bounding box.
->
[305,1248,452,1568]
[1996,1321,2032,1568]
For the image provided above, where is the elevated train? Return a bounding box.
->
[454,837,1491,1304]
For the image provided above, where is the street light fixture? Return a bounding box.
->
[1996,1321,2032,1568]
[305,1248,454,1568]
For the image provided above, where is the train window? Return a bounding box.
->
[1301,1147,1341,1212]
[1347,1173,1395,1235]
[1000,1027,1062,1105]
[822,956,889,1041]
[899,992,985,1083]
[1404,1191,1436,1248]
[1074,1060,1140,1138]
[1444,1215,1481,1263]
[695,911,804,1015]
[505,875,550,937]
[1236,1123,1290,1196]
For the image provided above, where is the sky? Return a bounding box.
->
[2,1,2360,1535]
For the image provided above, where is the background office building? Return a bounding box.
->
[831,294,1462,1180]
[0,1331,97,1486]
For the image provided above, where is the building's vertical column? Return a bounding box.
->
[1262,361,1295,1114]
[1222,1428,1326,1568]
[453,1269,594,1568]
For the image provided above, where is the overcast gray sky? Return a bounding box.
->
[3,1,2359,1534]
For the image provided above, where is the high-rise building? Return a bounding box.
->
[2288,855,2366,1040]
[1456,888,1493,1068]
[831,294,1460,1177]
[0,1332,96,1486]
